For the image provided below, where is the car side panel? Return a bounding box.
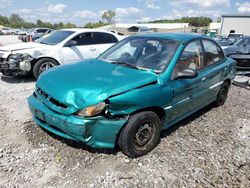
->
[94,43,115,57]
[61,45,95,64]
[108,82,173,122]
[203,60,228,101]
[170,69,208,121]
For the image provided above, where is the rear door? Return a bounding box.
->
[170,40,208,119]
[92,32,118,55]
[201,39,228,101]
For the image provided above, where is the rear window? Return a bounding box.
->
[203,40,224,66]
[93,32,118,44]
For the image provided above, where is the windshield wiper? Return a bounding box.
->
[111,61,140,70]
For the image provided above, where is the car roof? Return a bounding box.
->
[59,28,116,35]
[130,32,210,42]
[33,28,51,30]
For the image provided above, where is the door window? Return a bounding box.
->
[37,29,47,33]
[93,32,118,44]
[237,38,250,47]
[173,40,203,77]
[203,40,224,67]
[72,33,94,46]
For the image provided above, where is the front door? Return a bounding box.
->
[201,39,228,101]
[61,32,97,64]
[170,40,207,120]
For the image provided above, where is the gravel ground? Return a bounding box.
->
[0,74,249,188]
[0,36,249,187]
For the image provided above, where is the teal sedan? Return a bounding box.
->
[28,33,236,158]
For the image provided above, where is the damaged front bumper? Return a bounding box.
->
[28,94,127,148]
[0,54,33,76]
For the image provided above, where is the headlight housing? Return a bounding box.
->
[8,53,23,63]
[8,53,33,71]
[75,102,106,117]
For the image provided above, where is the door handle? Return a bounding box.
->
[90,47,96,51]
[201,77,207,82]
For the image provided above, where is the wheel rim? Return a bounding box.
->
[133,121,155,150]
[39,62,55,75]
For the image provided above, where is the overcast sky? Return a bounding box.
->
[0,0,250,26]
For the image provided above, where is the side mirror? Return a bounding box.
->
[175,68,198,79]
[64,40,77,47]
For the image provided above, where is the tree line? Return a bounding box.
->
[0,12,213,29]
[149,17,213,27]
[0,14,76,29]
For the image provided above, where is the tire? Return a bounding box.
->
[118,111,161,158]
[33,58,59,79]
[214,81,229,107]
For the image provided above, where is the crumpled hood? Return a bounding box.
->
[37,59,158,110]
[0,42,48,52]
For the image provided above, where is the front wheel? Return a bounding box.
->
[33,58,59,79]
[214,81,229,107]
[118,111,161,158]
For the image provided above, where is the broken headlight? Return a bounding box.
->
[75,102,106,117]
[8,53,33,71]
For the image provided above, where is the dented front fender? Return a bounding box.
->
[107,80,173,120]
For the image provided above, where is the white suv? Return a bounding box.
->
[0,28,124,78]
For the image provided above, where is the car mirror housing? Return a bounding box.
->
[176,68,198,79]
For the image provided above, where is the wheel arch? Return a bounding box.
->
[224,78,231,86]
[31,57,60,79]
[129,106,166,121]
[32,57,60,66]
[115,106,166,147]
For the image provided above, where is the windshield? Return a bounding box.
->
[98,37,180,72]
[36,30,75,45]
[218,38,236,46]
[234,37,250,47]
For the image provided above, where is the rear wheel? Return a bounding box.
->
[214,81,229,107]
[118,111,161,158]
[33,58,59,79]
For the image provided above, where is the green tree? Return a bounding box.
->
[36,19,43,27]
[151,16,212,27]
[57,22,64,29]
[102,10,116,24]
[0,14,78,29]
[9,14,25,28]
[0,15,9,27]
[84,21,108,28]
[64,22,77,28]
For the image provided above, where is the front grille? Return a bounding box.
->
[36,87,68,109]
[49,97,68,109]
[236,59,250,68]
[37,87,48,98]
